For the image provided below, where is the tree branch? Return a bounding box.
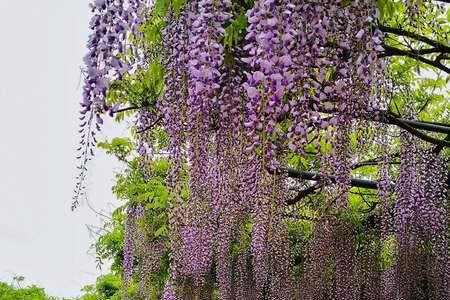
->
[287,182,324,205]
[382,112,450,148]
[433,134,450,154]
[380,44,450,74]
[284,168,450,205]
[114,106,139,114]
[137,115,163,133]
[379,25,450,53]
[312,106,450,146]
[285,169,379,189]
[353,160,400,169]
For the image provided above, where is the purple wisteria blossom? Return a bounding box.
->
[74,0,149,208]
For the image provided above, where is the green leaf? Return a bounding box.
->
[223,14,248,48]
[97,141,111,151]
[155,225,167,237]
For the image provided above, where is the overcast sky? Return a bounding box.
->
[0,1,128,297]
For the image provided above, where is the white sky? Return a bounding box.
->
[0,1,128,297]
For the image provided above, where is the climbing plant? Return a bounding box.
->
[75,0,450,299]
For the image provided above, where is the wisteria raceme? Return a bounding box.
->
[242,0,384,213]
[381,266,397,299]
[163,278,178,300]
[377,145,397,299]
[268,224,294,299]
[299,216,336,300]
[136,107,157,174]
[250,202,269,299]
[161,8,190,183]
[394,133,450,299]
[378,152,394,238]
[358,232,381,300]
[394,134,424,299]
[326,126,353,208]
[234,250,255,300]
[160,6,191,285]
[186,0,231,202]
[123,203,145,284]
[131,196,166,297]
[243,2,299,294]
[178,220,214,283]
[215,212,234,300]
[243,0,297,170]
[214,69,250,299]
[82,0,148,114]
[174,0,232,287]
[74,0,149,208]
[316,0,383,208]
[212,157,239,299]
[240,153,285,299]
[334,222,359,300]
[267,177,294,300]
[417,151,448,242]
[123,210,135,284]
[138,237,166,297]
[287,0,383,154]
[419,151,450,299]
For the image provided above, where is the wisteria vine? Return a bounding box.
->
[77,0,450,299]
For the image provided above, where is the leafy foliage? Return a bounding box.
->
[0,280,62,300]
[76,0,450,299]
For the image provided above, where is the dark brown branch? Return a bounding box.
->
[380,44,450,74]
[385,116,450,134]
[114,106,139,114]
[379,25,450,53]
[287,182,323,205]
[401,47,450,56]
[382,112,450,148]
[434,134,450,154]
[284,169,377,206]
[284,168,450,205]
[311,106,450,146]
[137,115,163,133]
[353,160,400,169]
[304,101,450,136]
[285,169,379,189]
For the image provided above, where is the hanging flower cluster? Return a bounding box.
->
[136,107,158,171]
[74,0,149,208]
[213,71,248,300]
[160,7,191,290]
[77,0,450,299]
[299,216,336,300]
[81,0,148,115]
[358,230,382,300]
[184,0,232,216]
[393,134,450,300]
[123,203,145,284]
[160,0,239,295]
[243,0,384,210]
[242,0,297,170]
